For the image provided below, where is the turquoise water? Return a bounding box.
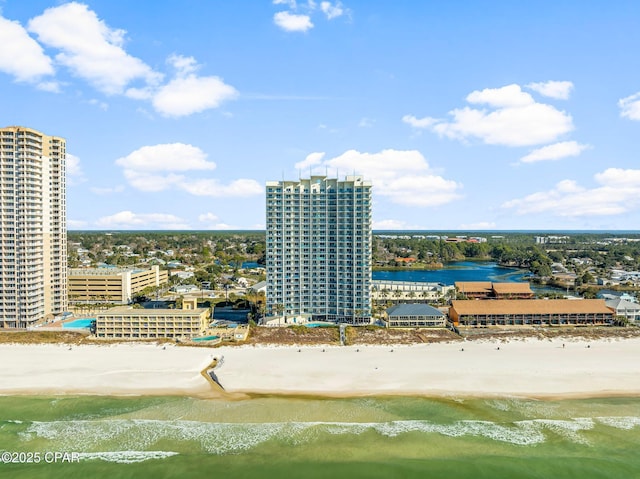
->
[1,395,639,478]
[62,319,94,329]
[192,335,220,342]
[305,322,335,328]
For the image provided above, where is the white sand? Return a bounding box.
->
[0,343,216,396]
[215,338,640,398]
[1,338,640,398]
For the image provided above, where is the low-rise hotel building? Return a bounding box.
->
[384,303,447,328]
[372,280,454,303]
[68,265,168,304]
[95,298,209,339]
[455,281,534,300]
[450,299,614,327]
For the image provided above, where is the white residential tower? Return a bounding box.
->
[0,126,67,328]
[266,176,372,324]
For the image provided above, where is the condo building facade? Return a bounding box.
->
[0,126,67,328]
[266,176,372,324]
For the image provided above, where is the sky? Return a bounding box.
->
[1,0,640,231]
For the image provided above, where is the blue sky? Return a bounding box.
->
[2,1,640,231]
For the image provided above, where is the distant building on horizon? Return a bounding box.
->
[0,126,67,327]
[266,176,372,324]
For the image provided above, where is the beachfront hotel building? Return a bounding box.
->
[95,298,209,339]
[266,176,372,324]
[384,303,447,328]
[68,265,169,304]
[0,126,67,328]
[449,299,615,327]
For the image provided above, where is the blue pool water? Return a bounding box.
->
[305,322,335,328]
[62,318,94,328]
[192,335,220,342]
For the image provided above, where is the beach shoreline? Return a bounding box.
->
[1,336,640,400]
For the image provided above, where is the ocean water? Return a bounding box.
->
[1,395,639,478]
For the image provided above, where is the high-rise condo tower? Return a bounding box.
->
[266,176,372,324]
[0,126,67,328]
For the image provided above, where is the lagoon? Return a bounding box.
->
[373,261,563,295]
[373,261,527,284]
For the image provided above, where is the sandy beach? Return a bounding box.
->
[1,338,640,398]
[0,343,215,396]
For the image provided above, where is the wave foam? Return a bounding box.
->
[596,416,640,430]
[19,414,640,454]
[78,451,179,463]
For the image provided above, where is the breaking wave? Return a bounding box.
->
[15,415,640,455]
[77,451,179,463]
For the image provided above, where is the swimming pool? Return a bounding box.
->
[192,335,220,342]
[63,318,94,329]
[304,322,335,328]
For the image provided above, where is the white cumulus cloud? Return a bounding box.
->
[19,4,237,116]
[115,143,261,198]
[502,168,640,217]
[294,152,325,170]
[526,80,574,99]
[274,11,314,32]
[95,211,190,229]
[116,143,214,192]
[273,0,298,7]
[303,149,462,207]
[404,83,574,147]
[28,2,161,95]
[401,115,437,129]
[619,92,640,120]
[115,143,216,172]
[150,55,238,117]
[519,141,591,163]
[0,16,55,88]
[320,1,344,19]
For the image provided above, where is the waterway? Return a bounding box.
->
[372,261,564,295]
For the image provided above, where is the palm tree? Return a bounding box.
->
[381,288,390,303]
[274,303,285,326]
[393,290,402,304]
[421,290,430,303]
